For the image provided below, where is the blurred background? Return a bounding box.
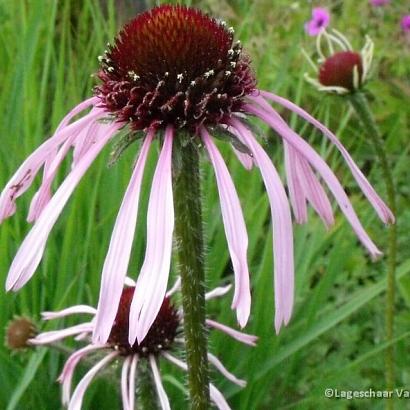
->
[0,0,409,409]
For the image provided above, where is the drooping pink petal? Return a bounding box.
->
[58,344,105,405]
[201,127,251,327]
[205,284,232,300]
[283,141,308,224]
[149,356,170,410]
[93,130,154,344]
[0,108,103,223]
[5,122,121,292]
[210,384,232,410]
[256,91,394,224]
[232,146,254,170]
[121,357,131,410]
[129,126,174,345]
[206,319,258,346]
[29,323,93,345]
[244,103,383,259]
[208,353,246,387]
[128,355,138,410]
[68,351,119,410]
[228,117,294,333]
[285,141,334,227]
[41,305,96,320]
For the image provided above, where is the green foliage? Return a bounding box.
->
[0,0,409,409]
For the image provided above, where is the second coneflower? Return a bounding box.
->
[1,5,393,346]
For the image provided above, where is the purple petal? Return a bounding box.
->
[41,305,96,320]
[58,344,105,405]
[5,122,121,292]
[149,356,170,410]
[29,323,93,345]
[121,357,131,410]
[129,126,174,345]
[210,384,231,410]
[0,107,102,223]
[206,319,258,346]
[232,146,254,170]
[284,141,308,223]
[93,130,154,344]
[244,102,382,259]
[205,284,232,300]
[201,127,251,327]
[128,355,138,410]
[257,91,394,224]
[68,351,118,410]
[208,353,246,387]
[228,118,294,333]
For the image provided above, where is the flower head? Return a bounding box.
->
[370,0,390,6]
[96,5,255,131]
[5,316,37,350]
[401,15,410,33]
[305,30,374,93]
[304,7,330,37]
[1,5,393,344]
[29,278,257,409]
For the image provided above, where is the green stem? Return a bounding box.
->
[138,361,159,410]
[172,137,210,409]
[349,92,397,406]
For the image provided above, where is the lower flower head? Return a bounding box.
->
[108,287,179,356]
[5,317,37,350]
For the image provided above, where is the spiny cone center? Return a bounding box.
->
[95,5,256,131]
[319,51,363,91]
[108,287,180,356]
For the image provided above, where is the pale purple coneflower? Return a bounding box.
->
[29,277,257,410]
[401,15,410,33]
[304,7,330,37]
[1,5,393,345]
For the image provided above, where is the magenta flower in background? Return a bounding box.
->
[401,15,410,32]
[1,5,393,347]
[305,7,330,36]
[29,278,257,410]
[370,0,390,6]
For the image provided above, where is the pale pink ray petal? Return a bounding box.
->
[295,150,335,227]
[93,130,154,344]
[29,323,93,345]
[0,109,103,223]
[128,355,138,410]
[205,284,232,300]
[129,126,174,345]
[41,305,96,320]
[208,353,246,387]
[232,146,254,170]
[162,352,187,370]
[149,356,170,410]
[68,351,119,410]
[206,319,258,346]
[244,103,382,259]
[256,91,394,224]
[121,357,131,410]
[5,122,121,292]
[58,344,106,405]
[210,384,231,410]
[201,126,251,328]
[124,277,136,287]
[228,117,294,332]
[283,141,308,224]
[166,277,181,298]
[55,97,100,133]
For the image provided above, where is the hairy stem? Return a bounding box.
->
[349,92,397,408]
[172,137,210,409]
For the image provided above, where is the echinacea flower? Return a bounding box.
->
[29,278,257,410]
[304,7,330,37]
[305,29,374,93]
[370,0,390,6]
[401,15,410,33]
[1,5,393,345]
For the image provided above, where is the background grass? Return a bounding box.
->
[0,0,409,409]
